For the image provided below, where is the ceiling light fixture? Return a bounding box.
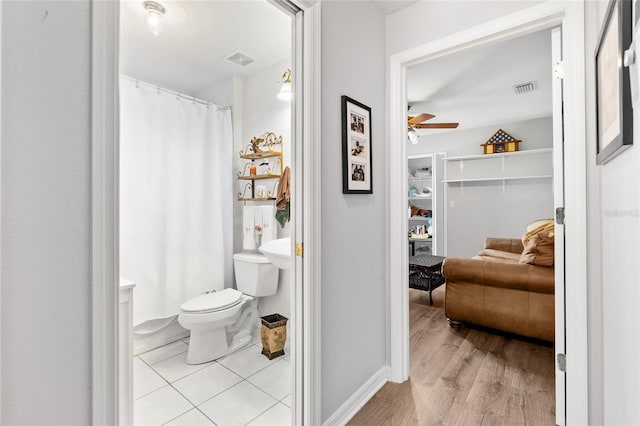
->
[408,128,419,144]
[277,69,292,102]
[144,1,166,36]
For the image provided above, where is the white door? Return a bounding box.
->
[551,26,567,426]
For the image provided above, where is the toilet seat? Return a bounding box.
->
[180,288,243,314]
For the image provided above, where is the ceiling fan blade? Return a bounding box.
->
[408,113,435,125]
[414,122,459,129]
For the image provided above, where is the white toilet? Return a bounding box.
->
[178,252,279,364]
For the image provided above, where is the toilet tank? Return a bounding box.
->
[232,252,279,297]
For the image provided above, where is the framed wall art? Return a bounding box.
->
[595,0,633,165]
[342,96,373,194]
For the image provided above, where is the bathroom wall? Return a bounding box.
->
[239,60,292,319]
[200,60,295,318]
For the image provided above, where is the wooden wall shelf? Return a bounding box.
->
[237,135,284,201]
[238,174,281,181]
[240,151,282,160]
[238,197,277,202]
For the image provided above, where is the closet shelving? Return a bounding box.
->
[443,148,553,184]
[408,156,435,255]
[237,133,284,202]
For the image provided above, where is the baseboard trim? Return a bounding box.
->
[322,365,389,426]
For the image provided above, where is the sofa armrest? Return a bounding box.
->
[484,238,524,254]
[442,257,554,294]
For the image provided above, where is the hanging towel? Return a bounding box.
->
[253,206,263,246]
[275,166,291,228]
[243,206,256,250]
[276,167,291,210]
[260,205,277,244]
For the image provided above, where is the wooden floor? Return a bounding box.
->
[349,288,555,426]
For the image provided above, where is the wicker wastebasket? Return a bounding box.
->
[260,314,288,360]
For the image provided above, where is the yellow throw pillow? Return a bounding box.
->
[519,232,554,266]
[522,218,555,247]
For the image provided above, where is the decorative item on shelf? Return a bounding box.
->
[408,185,432,199]
[260,313,288,360]
[240,132,283,158]
[258,161,269,175]
[251,137,264,154]
[410,167,431,178]
[481,128,521,154]
[410,205,431,217]
[410,224,431,238]
[237,132,284,201]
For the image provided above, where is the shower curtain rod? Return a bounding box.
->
[120,75,232,110]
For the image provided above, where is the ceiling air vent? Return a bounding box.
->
[513,81,537,95]
[224,51,256,67]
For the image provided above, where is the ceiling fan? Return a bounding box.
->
[408,113,459,129]
[407,112,459,144]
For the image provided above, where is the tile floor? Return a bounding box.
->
[134,336,291,425]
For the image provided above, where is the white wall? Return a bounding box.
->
[408,116,553,157]
[239,61,292,319]
[385,0,543,55]
[321,2,387,422]
[585,2,640,425]
[197,76,234,107]
[1,2,91,424]
[200,60,293,318]
[409,118,553,258]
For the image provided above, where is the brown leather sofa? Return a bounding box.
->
[442,237,555,342]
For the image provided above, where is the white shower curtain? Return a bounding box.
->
[119,78,233,326]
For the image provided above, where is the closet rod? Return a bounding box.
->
[120,75,232,110]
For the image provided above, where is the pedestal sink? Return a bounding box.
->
[259,237,291,269]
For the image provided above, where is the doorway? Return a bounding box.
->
[402,28,558,424]
[386,3,588,425]
[90,1,322,425]
[119,2,296,425]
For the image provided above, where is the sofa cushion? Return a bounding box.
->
[473,249,521,263]
[519,232,554,266]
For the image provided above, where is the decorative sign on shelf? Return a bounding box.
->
[481,128,521,154]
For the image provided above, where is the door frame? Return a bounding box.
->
[386,2,587,425]
[90,1,322,425]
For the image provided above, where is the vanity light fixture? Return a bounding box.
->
[277,69,292,102]
[144,1,166,36]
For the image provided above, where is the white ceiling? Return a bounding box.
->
[407,29,552,135]
[120,0,292,96]
[370,0,419,15]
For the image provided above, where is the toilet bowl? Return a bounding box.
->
[178,252,279,364]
